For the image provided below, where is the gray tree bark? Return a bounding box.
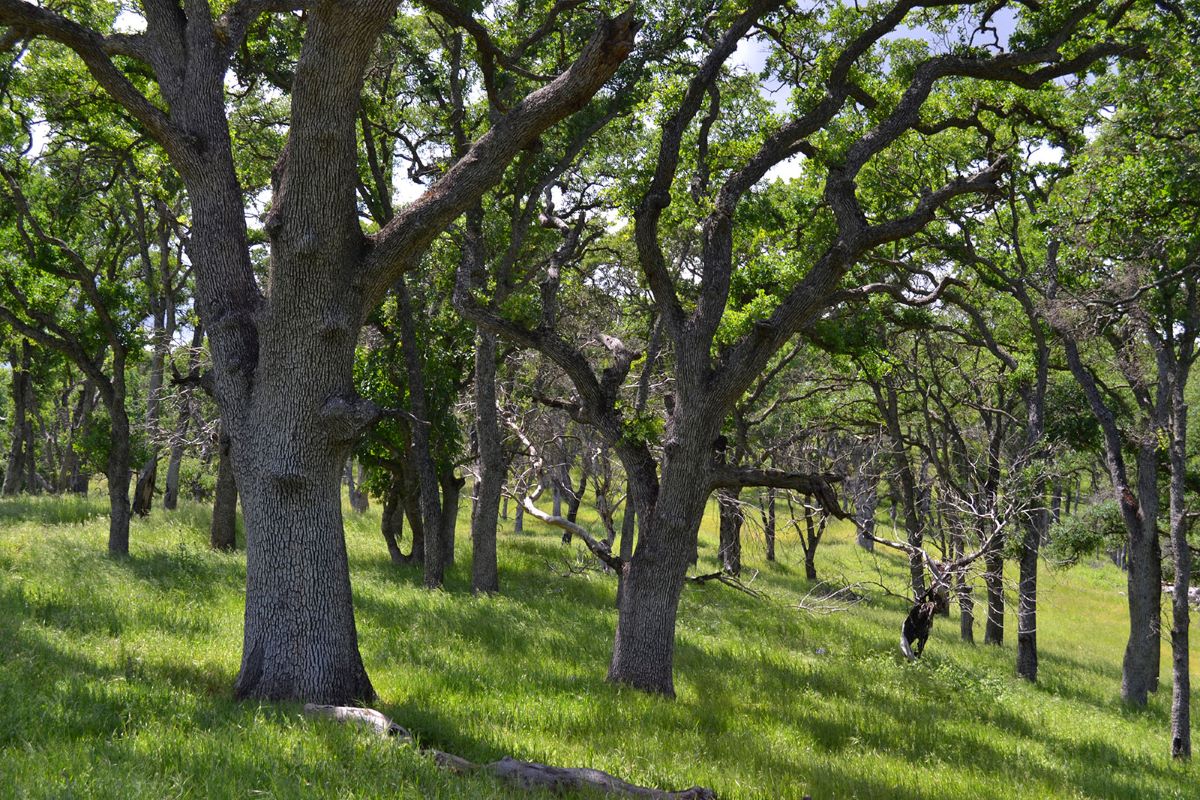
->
[471,329,503,592]
[210,424,239,550]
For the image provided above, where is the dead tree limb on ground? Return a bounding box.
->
[303,704,716,798]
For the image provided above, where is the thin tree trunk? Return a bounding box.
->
[1168,374,1191,758]
[439,469,464,567]
[397,278,445,589]
[3,344,30,495]
[983,536,1004,645]
[210,424,239,550]
[1016,511,1041,678]
[763,489,776,562]
[801,502,820,582]
[514,496,524,534]
[471,329,502,593]
[345,458,369,512]
[105,384,133,557]
[565,463,588,524]
[951,523,974,643]
[717,488,742,575]
[58,377,95,494]
[164,324,204,510]
[381,478,406,566]
[162,416,189,510]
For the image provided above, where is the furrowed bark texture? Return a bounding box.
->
[210,424,239,550]
[608,416,718,696]
[0,0,634,704]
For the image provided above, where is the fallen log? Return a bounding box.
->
[303,704,716,798]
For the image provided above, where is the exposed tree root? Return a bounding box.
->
[303,704,716,798]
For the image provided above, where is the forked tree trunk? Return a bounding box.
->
[514,498,524,534]
[801,503,822,582]
[608,428,713,697]
[210,425,239,550]
[1124,444,1163,703]
[397,278,445,589]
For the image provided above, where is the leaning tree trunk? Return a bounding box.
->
[716,488,742,575]
[210,424,239,551]
[565,463,588,524]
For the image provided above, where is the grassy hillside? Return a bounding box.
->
[0,494,1196,799]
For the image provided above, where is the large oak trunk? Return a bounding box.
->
[229,313,373,703]
[608,428,712,696]
[608,537,692,696]
[234,468,373,703]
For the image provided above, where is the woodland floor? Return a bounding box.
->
[0,493,1197,799]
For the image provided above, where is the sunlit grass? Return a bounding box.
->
[0,492,1196,798]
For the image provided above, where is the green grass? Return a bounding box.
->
[0,493,1196,799]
